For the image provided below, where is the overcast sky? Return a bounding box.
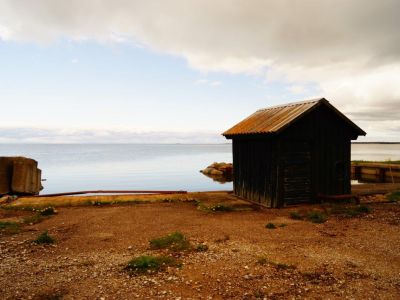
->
[0,0,399,143]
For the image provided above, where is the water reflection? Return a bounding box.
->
[201,172,233,184]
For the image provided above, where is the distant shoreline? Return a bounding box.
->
[352,142,400,144]
[0,142,399,145]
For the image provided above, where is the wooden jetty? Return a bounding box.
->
[351,162,400,183]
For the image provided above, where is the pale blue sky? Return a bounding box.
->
[0,1,399,142]
[0,40,318,141]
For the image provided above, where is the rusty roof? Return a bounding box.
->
[223,98,366,137]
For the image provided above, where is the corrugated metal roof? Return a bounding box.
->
[222,98,366,137]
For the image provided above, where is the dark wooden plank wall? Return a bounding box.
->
[232,137,278,207]
[278,105,354,202]
[280,140,312,205]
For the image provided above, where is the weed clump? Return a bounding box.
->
[39,207,56,216]
[256,256,295,270]
[92,200,106,206]
[289,211,303,220]
[330,204,372,217]
[275,262,296,270]
[257,256,269,265]
[0,221,21,234]
[214,234,230,243]
[34,289,66,300]
[149,231,191,251]
[356,205,372,214]
[388,191,400,202]
[22,214,45,225]
[195,244,209,252]
[125,255,179,274]
[307,211,327,224]
[290,210,327,223]
[197,202,234,212]
[265,223,277,229]
[34,230,55,244]
[210,204,233,212]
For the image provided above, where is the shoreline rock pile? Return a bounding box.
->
[200,162,233,177]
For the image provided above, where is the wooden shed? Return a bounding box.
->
[223,98,366,208]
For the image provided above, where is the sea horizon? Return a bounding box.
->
[0,141,399,145]
[1,143,400,194]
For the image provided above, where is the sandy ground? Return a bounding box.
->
[1,192,400,299]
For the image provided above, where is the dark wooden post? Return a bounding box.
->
[378,168,386,183]
[354,166,362,181]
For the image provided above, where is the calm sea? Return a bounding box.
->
[0,143,399,194]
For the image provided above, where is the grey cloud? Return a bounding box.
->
[0,0,399,137]
[347,104,400,122]
[1,1,399,67]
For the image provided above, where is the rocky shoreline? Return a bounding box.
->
[200,162,233,183]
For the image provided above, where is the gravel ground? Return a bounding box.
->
[1,194,400,299]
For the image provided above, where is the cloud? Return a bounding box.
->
[287,85,308,95]
[0,0,399,139]
[0,127,226,144]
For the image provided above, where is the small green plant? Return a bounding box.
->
[39,207,56,216]
[34,289,65,300]
[291,210,328,223]
[191,199,201,206]
[161,198,177,203]
[125,255,179,274]
[214,234,230,243]
[80,260,95,267]
[22,214,45,225]
[0,221,21,234]
[278,223,287,228]
[330,204,372,217]
[256,256,269,265]
[265,223,276,229]
[289,211,303,220]
[307,211,327,223]
[210,204,233,212]
[253,289,265,299]
[198,203,234,212]
[274,262,296,270]
[355,205,372,214]
[195,244,209,252]
[149,231,191,251]
[388,191,400,202]
[34,230,55,244]
[258,259,296,270]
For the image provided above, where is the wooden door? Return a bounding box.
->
[282,141,311,205]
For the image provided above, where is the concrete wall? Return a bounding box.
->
[0,157,42,195]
